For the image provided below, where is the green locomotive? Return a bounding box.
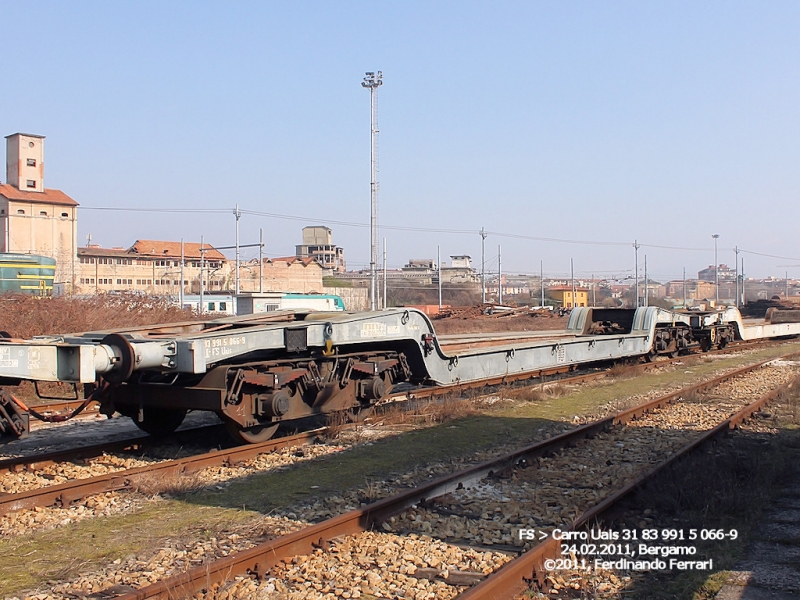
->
[0,253,56,295]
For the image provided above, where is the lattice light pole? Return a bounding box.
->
[362,71,383,311]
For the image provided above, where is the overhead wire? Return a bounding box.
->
[80,205,792,264]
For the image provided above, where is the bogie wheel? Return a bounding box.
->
[131,407,187,437]
[225,419,279,444]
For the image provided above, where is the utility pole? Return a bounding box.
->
[180,239,185,308]
[643,255,648,307]
[498,245,502,304]
[540,260,544,307]
[741,258,746,305]
[734,246,740,308]
[787,271,790,299]
[592,273,595,307]
[570,258,575,308]
[633,239,640,308]
[480,228,486,303]
[259,228,264,294]
[199,235,205,314]
[362,71,383,311]
[712,233,720,306]
[383,238,387,309]
[683,267,686,308]
[234,204,241,295]
[437,245,442,310]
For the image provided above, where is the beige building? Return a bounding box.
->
[76,241,324,296]
[665,279,717,303]
[295,226,345,273]
[1,133,78,289]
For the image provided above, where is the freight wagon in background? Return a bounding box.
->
[180,292,346,316]
[0,253,56,295]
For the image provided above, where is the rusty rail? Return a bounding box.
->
[0,429,323,516]
[457,377,800,598]
[114,350,798,600]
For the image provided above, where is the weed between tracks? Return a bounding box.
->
[128,471,208,497]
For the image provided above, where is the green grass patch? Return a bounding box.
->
[185,413,568,514]
[497,342,800,421]
[0,503,255,593]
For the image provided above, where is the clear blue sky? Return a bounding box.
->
[3,1,799,282]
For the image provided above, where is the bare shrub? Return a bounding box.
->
[377,402,412,426]
[0,292,201,339]
[504,387,548,403]
[321,410,351,441]
[416,394,476,424]
[544,383,567,398]
[608,361,638,380]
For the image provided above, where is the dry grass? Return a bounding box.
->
[607,361,640,380]
[371,393,479,428]
[128,471,208,497]
[416,394,478,423]
[0,292,200,338]
[505,382,569,404]
[680,389,705,404]
[321,409,352,441]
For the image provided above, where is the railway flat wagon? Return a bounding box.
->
[0,306,798,443]
[0,253,55,295]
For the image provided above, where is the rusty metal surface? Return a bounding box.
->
[114,350,799,600]
[0,429,322,517]
[0,424,224,474]
[26,398,100,416]
[457,374,800,599]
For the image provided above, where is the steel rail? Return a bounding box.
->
[0,424,224,474]
[1,339,788,514]
[114,350,800,600]
[0,429,323,517]
[458,375,800,599]
[26,398,100,416]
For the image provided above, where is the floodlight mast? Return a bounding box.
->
[362,71,383,311]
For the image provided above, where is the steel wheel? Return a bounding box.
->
[131,407,187,437]
[225,419,279,444]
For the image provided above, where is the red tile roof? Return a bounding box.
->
[0,183,78,206]
[129,240,226,260]
[78,246,133,257]
[268,256,321,267]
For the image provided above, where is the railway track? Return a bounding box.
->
[3,337,776,469]
[0,340,780,522]
[94,352,799,599]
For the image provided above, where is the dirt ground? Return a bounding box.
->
[430,311,569,335]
